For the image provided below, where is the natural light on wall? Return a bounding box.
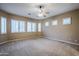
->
[52,20,58,25]
[45,22,49,27]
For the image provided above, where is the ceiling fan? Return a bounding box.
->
[37,5,49,17]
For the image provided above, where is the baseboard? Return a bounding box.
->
[0,36,42,45]
[44,37,79,46]
[1,36,78,46]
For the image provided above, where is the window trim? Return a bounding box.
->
[27,22,37,32]
[63,17,72,25]
[38,23,41,32]
[11,19,26,33]
[1,16,7,34]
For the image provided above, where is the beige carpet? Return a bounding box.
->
[0,38,79,56]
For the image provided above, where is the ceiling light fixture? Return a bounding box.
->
[38,5,46,17]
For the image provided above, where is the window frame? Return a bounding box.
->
[11,19,26,33]
[38,23,41,32]
[1,16,7,34]
[27,22,37,32]
[63,17,72,25]
[31,22,37,32]
[27,22,32,32]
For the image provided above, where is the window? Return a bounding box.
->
[38,23,41,32]
[11,20,19,32]
[32,23,36,32]
[19,21,25,32]
[1,16,7,34]
[27,22,37,32]
[52,20,58,25]
[45,22,49,27]
[63,17,71,25]
[27,22,32,32]
[11,19,25,33]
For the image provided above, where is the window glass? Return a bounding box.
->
[27,22,32,32]
[32,23,36,32]
[38,23,41,32]
[45,22,49,27]
[11,19,25,33]
[63,17,71,25]
[19,21,25,32]
[1,16,7,34]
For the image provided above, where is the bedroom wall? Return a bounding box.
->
[42,9,79,44]
[0,11,42,43]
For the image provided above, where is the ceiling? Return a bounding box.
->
[0,3,79,20]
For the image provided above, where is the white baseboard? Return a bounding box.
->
[0,36,42,45]
[1,36,78,46]
[44,37,79,46]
